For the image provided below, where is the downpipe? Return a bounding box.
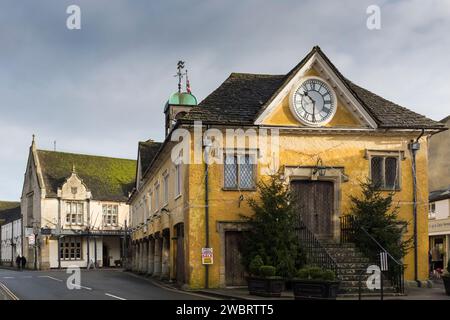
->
[409,129,424,286]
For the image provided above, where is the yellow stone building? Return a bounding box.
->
[128,47,446,291]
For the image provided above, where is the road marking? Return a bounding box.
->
[105,293,126,300]
[0,282,19,300]
[38,275,63,282]
[71,284,92,290]
[21,276,32,279]
[2,277,15,279]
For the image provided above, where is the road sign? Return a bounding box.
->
[202,248,213,265]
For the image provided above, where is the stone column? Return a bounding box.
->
[137,242,141,272]
[131,243,136,271]
[153,235,162,277]
[161,231,170,280]
[142,240,148,274]
[147,237,154,275]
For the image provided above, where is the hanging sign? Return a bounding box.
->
[202,248,213,265]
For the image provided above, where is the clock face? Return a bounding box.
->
[291,78,336,126]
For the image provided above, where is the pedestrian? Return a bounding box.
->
[20,256,27,270]
[15,255,21,270]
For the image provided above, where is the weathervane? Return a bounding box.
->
[175,60,186,93]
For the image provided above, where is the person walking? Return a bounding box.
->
[15,255,21,270]
[20,255,27,270]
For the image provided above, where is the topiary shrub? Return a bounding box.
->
[249,255,264,276]
[321,269,336,281]
[296,266,336,281]
[259,265,277,278]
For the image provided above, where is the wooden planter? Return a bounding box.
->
[247,277,284,297]
[292,279,340,300]
[443,276,450,296]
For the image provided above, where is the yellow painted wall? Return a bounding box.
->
[184,129,429,288]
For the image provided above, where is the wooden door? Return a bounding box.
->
[290,180,334,238]
[225,231,246,286]
[175,224,185,284]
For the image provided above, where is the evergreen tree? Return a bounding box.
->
[349,180,412,264]
[241,174,304,278]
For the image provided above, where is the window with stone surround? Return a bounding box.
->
[367,150,403,191]
[60,237,82,260]
[224,153,256,190]
[65,201,84,225]
[102,204,118,226]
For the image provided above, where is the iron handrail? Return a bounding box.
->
[359,226,403,267]
[340,215,405,294]
[296,219,339,276]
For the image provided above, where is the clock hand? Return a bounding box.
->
[312,101,316,122]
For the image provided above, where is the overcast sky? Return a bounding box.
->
[0,0,449,201]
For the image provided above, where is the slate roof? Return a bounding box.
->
[37,150,136,202]
[430,186,450,202]
[138,140,162,178]
[182,46,445,130]
[0,201,21,224]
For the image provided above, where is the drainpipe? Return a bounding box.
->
[204,125,211,289]
[409,128,424,286]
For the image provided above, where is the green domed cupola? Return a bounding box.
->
[167,92,197,106]
[164,60,198,136]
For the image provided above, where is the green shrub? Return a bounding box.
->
[259,265,276,278]
[249,255,264,276]
[296,266,336,281]
[447,258,450,273]
[321,269,336,281]
[308,267,324,280]
[242,174,306,279]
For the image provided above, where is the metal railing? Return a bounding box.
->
[296,219,338,276]
[340,215,405,294]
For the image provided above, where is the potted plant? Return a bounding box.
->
[292,266,340,300]
[247,256,284,297]
[442,258,450,296]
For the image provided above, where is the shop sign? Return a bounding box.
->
[429,218,450,235]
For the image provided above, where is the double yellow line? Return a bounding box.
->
[0,282,19,300]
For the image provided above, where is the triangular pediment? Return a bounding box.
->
[255,47,377,129]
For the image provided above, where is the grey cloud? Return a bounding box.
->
[0,0,449,200]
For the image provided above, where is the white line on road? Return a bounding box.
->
[38,275,63,282]
[71,284,92,290]
[2,277,15,279]
[105,293,126,300]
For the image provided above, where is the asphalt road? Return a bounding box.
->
[0,268,209,300]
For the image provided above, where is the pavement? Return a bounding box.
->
[192,282,450,300]
[0,268,212,300]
